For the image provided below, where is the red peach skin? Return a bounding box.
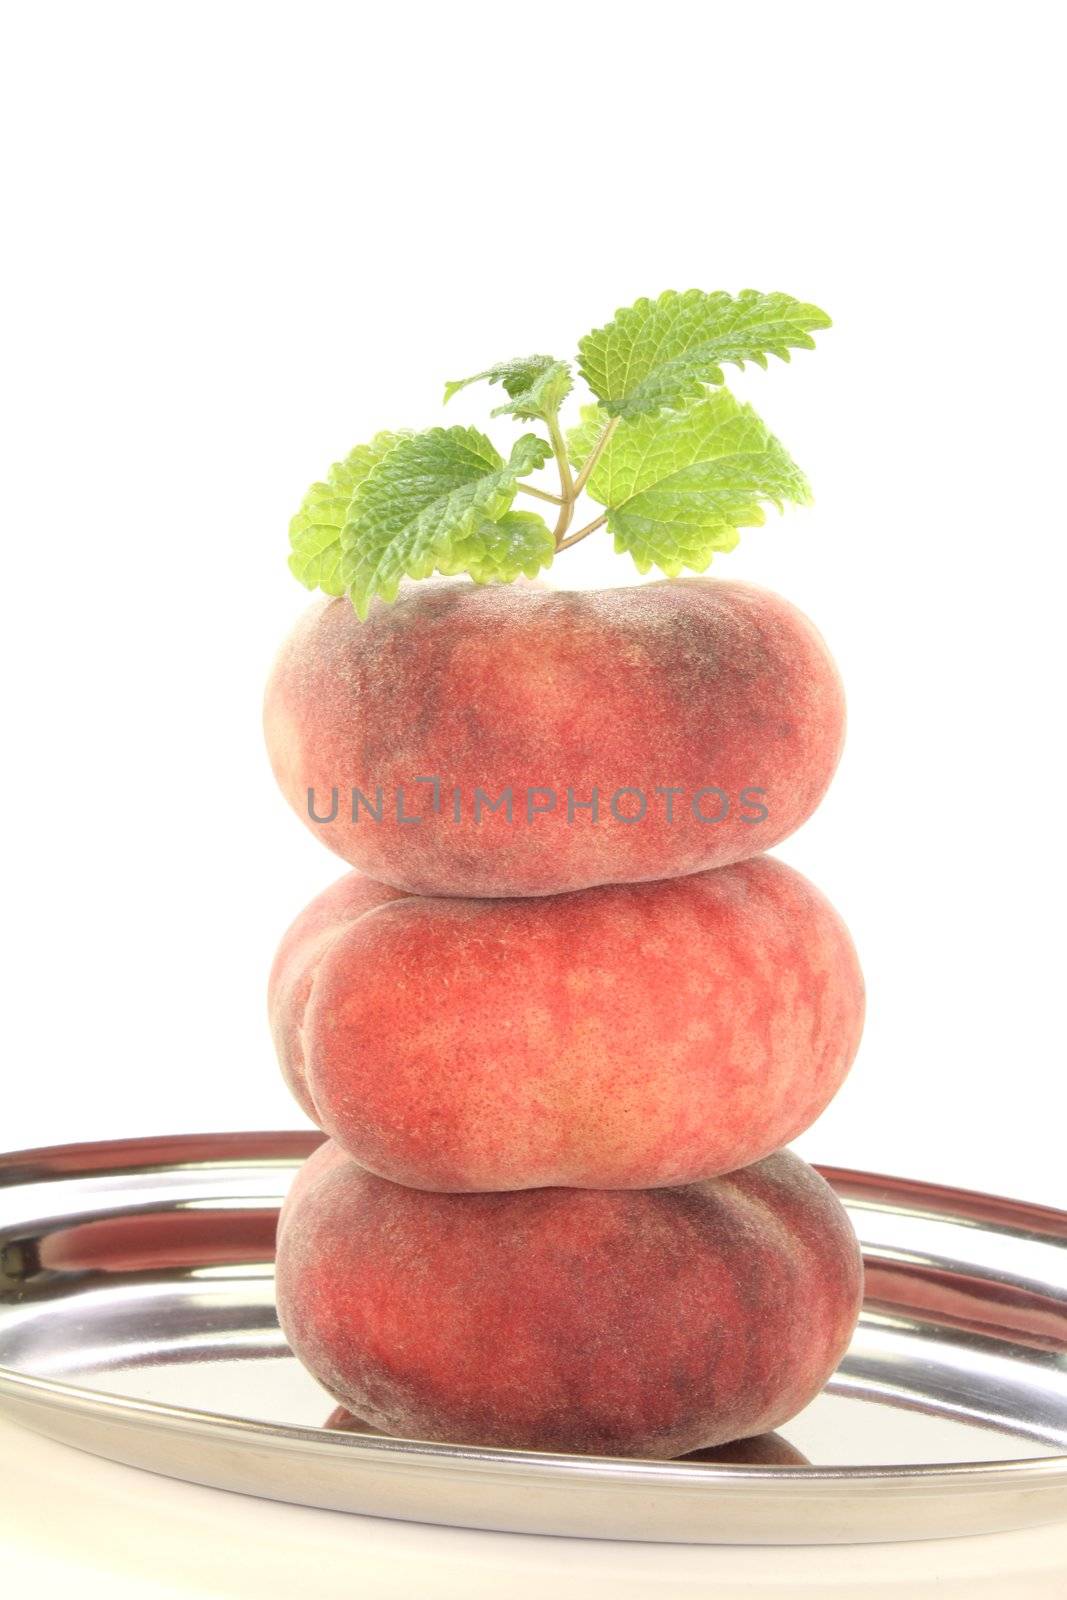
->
[267,872,405,1119]
[274,855,863,1191]
[263,577,845,898]
[276,1141,864,1457]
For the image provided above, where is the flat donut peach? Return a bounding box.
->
[272,855,863,1191]
[276,1141,863,1457]
[263,577,845,897]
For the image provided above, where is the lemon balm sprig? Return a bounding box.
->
[288,288,830,618]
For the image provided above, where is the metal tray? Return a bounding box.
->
[0,1131,1064,1545]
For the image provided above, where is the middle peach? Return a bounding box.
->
[274,854,864,1192]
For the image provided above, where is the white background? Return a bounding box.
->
[2,4,1065,1595]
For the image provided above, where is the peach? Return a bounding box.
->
[263,577,845,898]
[274,854,863,1191]
[275,1141,863,1457]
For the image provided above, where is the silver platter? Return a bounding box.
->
[0,1131,1064,1545]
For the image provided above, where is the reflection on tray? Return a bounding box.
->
[323,1406,811,1465]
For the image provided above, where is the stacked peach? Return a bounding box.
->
[265,577,865,1458]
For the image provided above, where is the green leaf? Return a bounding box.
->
[578,289,831,418]
[288,432,407,596]
[578,389,812,578]
[442,510,555,585]
[444,355,572,420]
[340,428,552,617]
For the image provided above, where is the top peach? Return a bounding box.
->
[263,576,845,898]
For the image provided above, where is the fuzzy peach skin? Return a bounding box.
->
[284,854,863,1191]
[276,1141,864,1457]
[267,873,405,1119]
[263,577,845,898]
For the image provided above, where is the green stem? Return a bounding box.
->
[571,415,619,497]
[546,413,574,500]
[517,482,564,506]
[542,411,575,545]
[556,513,607,551]
[540,411,617,549]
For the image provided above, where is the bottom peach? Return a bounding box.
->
[277,1143,862,1457]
